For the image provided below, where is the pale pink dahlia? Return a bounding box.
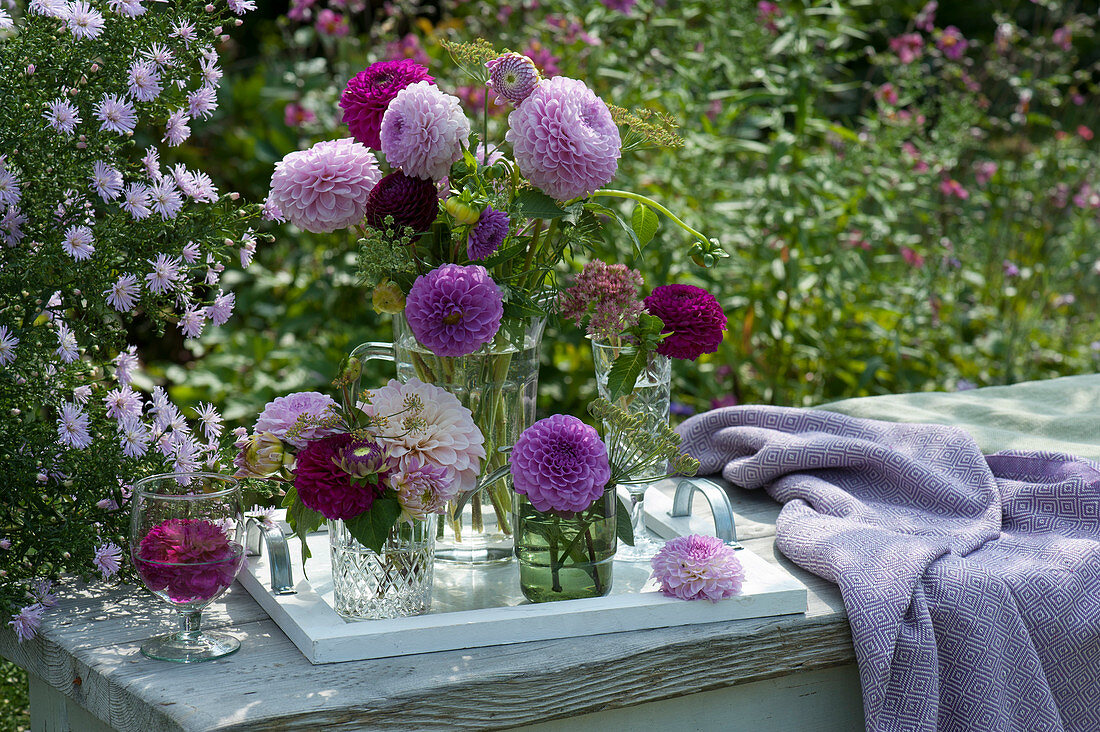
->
[485,52,540,106]
[267,138,381,233]
[361,378,485,494]
[510,414,610,514]
[506,77,621,201]
[390,457,455,520]
[404,264,503,357]
[380,81,471,181]
[253,391,340,449]
[340,59,434,149]
[650,534,744,602]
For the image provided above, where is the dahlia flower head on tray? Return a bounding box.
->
[233,373,485,559]
[265,39,727,361]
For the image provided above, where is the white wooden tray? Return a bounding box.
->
[238,483,806,665]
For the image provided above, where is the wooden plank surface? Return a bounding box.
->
[2,482,859,731]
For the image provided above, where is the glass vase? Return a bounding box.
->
[328,516,436,621]
[591,339,671,561]
[353,311,545,563]
[514,490,617,603]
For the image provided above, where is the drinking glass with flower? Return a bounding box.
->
[233,373,485,620]
[265,39,725,562]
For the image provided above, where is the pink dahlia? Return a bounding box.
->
[253,391,340,449]
[506,77,621,201]
[390,457,455,520]
[364,171,439,232]
[362,378,485,494]
[650,534,744,602]
[295,434,389,520]
[404,264,503,357]
[135,519,243,604]
[643,284,727,361]
[467,205,509,260]
[381,81,471,181]
[340,59,434,149]
[485,52,540,106]
[267,138,381,233]
[510,414,611,514]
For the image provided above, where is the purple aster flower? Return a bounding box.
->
[364,171,439,233]
[268,138,381,233]
[93,542,123,579]
[104,385,142,420]
[89,161,123,201]
[120,183,151,220]
[163,109,191,147]
[55,322,79,363]
[178,307,205,338]
[937,26,968,60]
[57,402,92,448]
[29,580,57,608]
[108,0,145,17]
[118,415,151,457]
[9,604,43,643]
[44,98,81,135]
[340,59,434,149]
[94,94,137,135]
[507,77,621,201]
[510,414,611,514]
[205,290,235,326]
[0,325,18,366]
[187,86,218,119]
[380,81,471,181]
[0,158,20,208]
[404,264,503,357]
[66,1,105,39]
[650,535,744,602]
[643,284,727,361]
[61,224,95,261]
[145,253,183,294]
[148,178,183,220]
[127,60,162,102]
[0,206,26,246]
[467,206,509,260]
[170,19,197,47]
[486,52,540,106]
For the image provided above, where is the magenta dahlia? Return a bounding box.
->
[510,414,611,514]
[135,519,243,603]
[466,205,509,260]
[267,138,381,233]
[650,534,744,602]
[380,81,471,181]
[364,171,439,232]
[404,264,503,357]
[485,52,540,106]
[340,59,434,149]
[506,77,621,201]
[643,284,727,361]
[295,434,390,520]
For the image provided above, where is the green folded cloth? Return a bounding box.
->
[818,374,1100,460]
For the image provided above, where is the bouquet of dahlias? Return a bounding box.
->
[0,0,260,640]
[232,366,486,561]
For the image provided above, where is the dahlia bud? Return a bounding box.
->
[444,196,481,226]
[233,432,288,479]
[372,280,406,314]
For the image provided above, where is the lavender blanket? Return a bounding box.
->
[677,406,1100,732]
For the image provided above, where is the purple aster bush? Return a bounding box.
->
[651,535,744,602]
[510,414,612,514]
[467,205,510,260]
[643,284,727,361]
[268,138,381,233]
[506,77,622,201]
[364,171,439,233]
[404,264,504,357]
[340,59,434,149]
[380,81,471,181]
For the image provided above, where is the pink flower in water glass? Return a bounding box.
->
[889,33,923,64]
[136,519,242,603]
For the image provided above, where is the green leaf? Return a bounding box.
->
[514,189,567,219]
[630,203,659,248]
[481,239,528,268]
[343,495,402,554]
[605,349,648,403]
[616,492,635,547]
[282,486,324,567]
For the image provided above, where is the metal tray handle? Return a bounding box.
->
[669,478,742,548]
[245,517,297,595]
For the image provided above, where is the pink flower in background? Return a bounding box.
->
[846,230,871,251]
[380,81,470,181]
[975,161,997,186]
[643,284,727,361]
[404,264,503,357]
[340,59,434,149]
[651,534,744,602]
[939,178,969,200]
[1077,125,1093,141]
[915,1,936,32]
[511,414,610,514]
[253,391,339,449]
[1052,182,1070,209]
[267,138,381,232]
[901,247,925,268]
[315,9,348,37]
[874,83,898,106]
[1073,184,1100,209]
[1003,260,1020,278]
[386,34,430,66]
[135,519,243,603]
[454,85,508,117]
[889,33,923,64]
[522,41,561,78]
[937,26,968,59]
[601,0,636,14]
[507,77,621,200]
[757,1,781,34]
[284,102,315,128]
[1052,26,1072,51]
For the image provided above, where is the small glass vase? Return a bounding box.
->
[514,490,617,603]
[591,338,672,561]
[328,516,436,621]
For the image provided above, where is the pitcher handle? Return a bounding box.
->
[350,341,395,367]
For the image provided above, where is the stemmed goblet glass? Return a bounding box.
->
[130,472,245,663]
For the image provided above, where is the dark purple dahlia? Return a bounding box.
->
[340,60,434,149]
[466,205,509,260]
[294,434,386,520]
[364,171,440,233]
[643,284,727,361]
[404,264,503,357]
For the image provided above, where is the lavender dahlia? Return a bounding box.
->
[364,171,439,233]
[506,77,621,201]
[510,414,611,514]
[643,284,727,361]
[340,59,434,149]
[404,264,503,357]
[380,81,470,181]
[267,138,381,233]
[650,534,744,602]
[252,391,339,449]
[467,205,509,260]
